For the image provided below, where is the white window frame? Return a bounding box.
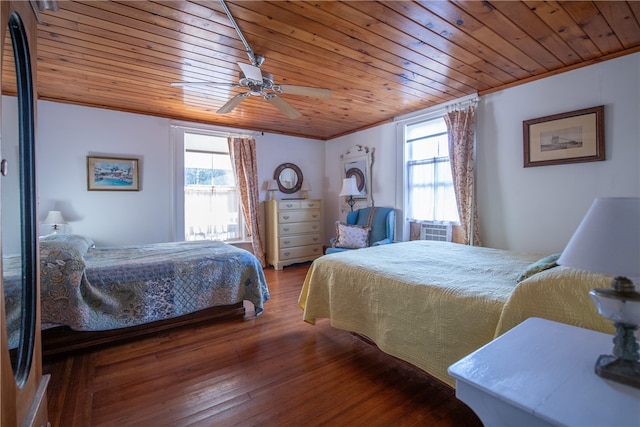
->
[404,116,459,225]
[393,94,477,241]
[171,123,254,242]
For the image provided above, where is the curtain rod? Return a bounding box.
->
[170,121,261,139]
[394,93,479,124]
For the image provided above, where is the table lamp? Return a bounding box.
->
[339,177,359,212]
[43,210,67,234]
[300,181,311,199]
[266,179,279,200]
[557,197,640,388]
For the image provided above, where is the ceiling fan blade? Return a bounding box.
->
[217,93,250,115]
[171,81,238,88]
[237,62,263,83]
[264,94,302,119]
[277,85,332,99]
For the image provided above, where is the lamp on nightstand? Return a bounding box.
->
[43,210,67,234]
[300,181,311,199]
[557,197,640,389]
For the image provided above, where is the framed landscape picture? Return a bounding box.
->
[87,156,140,191]
[523,105,605,167]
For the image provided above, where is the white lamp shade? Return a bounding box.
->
[43,210,66,225]
[339,177,360,197]
[266,179,279,191]
[557,197,640,279]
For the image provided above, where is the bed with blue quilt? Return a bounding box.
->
[4,234,270,355]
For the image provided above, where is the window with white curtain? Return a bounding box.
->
[183,132,246,242]
[405,117,460,223]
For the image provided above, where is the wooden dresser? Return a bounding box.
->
[265,199,322,270]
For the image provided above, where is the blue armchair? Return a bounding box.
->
[326,207,395,254]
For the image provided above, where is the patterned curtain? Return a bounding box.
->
[444,103,481,246]
[228,137,266,267]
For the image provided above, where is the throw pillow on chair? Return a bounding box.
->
[333,222,371,249]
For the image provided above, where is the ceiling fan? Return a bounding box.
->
[171,0,332,119]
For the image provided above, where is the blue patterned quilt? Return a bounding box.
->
[4,236,269,347]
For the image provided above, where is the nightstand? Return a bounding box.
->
[448,317,640,427]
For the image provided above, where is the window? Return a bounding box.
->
[182,132,246,242]
[405,117,459,223]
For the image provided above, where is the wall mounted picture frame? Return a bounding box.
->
[87,156,140,191]
[523,105,605,168]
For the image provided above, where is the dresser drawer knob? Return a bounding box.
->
[313,238,318,241]
[284,252,291,256]
[283,215,290,220]
[283,227,290,231]
[286,203,294,207]
[284,240,290,244]
[312,226,318,230]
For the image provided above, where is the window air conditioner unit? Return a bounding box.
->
[419,221,452,242]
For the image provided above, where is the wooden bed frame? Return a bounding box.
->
[42,302,245,359]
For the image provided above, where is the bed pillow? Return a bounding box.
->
[40,233,95,255]
[516,253,561,283]
[333,222,371,249]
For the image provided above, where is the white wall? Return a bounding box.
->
[1,96,21,254]
[36,102,172,246]
[35,101,324,247]
[324,53,640,254]
[476,53,639,253]
[324,124,397,239]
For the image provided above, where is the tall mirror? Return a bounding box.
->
[1,10,37,386]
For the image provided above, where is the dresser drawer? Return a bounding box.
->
[279,221,321,235]
[300,200,321,209]
[279,234,322,248]
[278,200,322,210]
[278,200,301,210]
[278,210,320,223]
[279,244,323,260]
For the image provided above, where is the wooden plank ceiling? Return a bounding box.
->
[21,1,640,140]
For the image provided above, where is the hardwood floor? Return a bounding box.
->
[43,263,482,427]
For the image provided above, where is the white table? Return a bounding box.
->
[448,317,640,427]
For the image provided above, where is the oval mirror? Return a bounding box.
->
[2,10,37,387]
[274,163,303,194]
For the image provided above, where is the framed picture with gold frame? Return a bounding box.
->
[523,105,605,168]
[87,156,140,191]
